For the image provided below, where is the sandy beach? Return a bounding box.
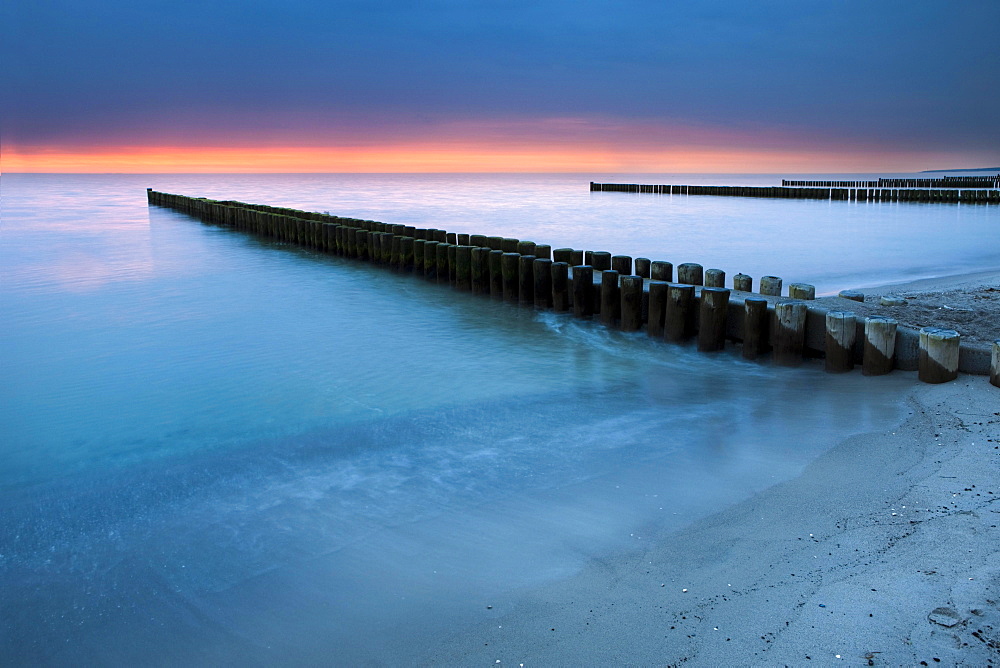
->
[420,273,1000,666]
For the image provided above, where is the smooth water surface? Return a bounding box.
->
[1,173,990,664]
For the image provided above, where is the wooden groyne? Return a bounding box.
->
[783,175,1000,189]
[590,182,1000,203]
[147,189,998,386]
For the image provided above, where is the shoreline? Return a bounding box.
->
[419,272,999,665]
[422,377,1000,666]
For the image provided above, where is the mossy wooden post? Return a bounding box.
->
[413,239,426,273]
[573,266,594,318]
[760,276,782,296]
[388,235,402,266]
[551,262,570,312]
[647,282,668,337]
[534,244,552,261]
[518,255,536,305]
[488,236,504,251]
[489,250,504,298]
[356,230,369,261]
[591,252,612,271]
[862,316,896,376]
[457,233,470,246]
[570,250,584,266]
[704,268,725,288]
[635,258,651,279]
[650,261,673,282]
[733,273,752,292]
[677,263,703,286]
[517,241,537,257]
[743,297,768,360]
[584,251,594,266]
[824,311,856,372]
[502,238,519,253]
[446,232,457,245]
[991,340,1000,388]
[612,255,632,276]
[553,248,573,263]
[664,283,695,343]
[772,301,807,366]
[399,237,414,271]
[698,287,730,352]
[424,242,439,279]
[470,234,488,248]
[447,244,458,284]
[918,328,960,384]
[471,247,488,295]
[502,252,520,302]
[620,275,643,331]
[600,270,620,326]
[788,283,816,300]
[533,258,553,308]
[436,243,452,283]
[455,245,473,290]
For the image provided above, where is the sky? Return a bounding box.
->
[2,0,999,173]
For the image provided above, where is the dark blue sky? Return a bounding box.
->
[3,0,998,170]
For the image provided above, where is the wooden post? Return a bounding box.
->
[457,233,470,246]
[573,266,594,318]
[446,232,457,245]
[600,270,620,326]
[664,283,695,343]
[733,273,752,292]
[447,244,458,284]
[436,243,452,283]
[422,241,438,279]
[772,301,807,366]
[489,250,504,298]
[470,234,488,247]
[760,276,782,296]
[918,328,960,383]
[399,237,414,271]
[413,239,426,273]
[592,252,612,270]
[519,255,536,305]
[534,244,552,260]
[533,258,553,308]
[635,258,651,278]
[991,339,1000,388]
[612,255,632,276]
[553,248,573,263]
[502,238,519,253]
[620,275,643,331]
[501,252,520,302]
[742,297,768,360]
[570,250,584,266]
[647,282,668,337]
[455,245,473,290]
[862,316,896,376]
[487,236,504,250]
[825,310,856,372]
[552,262,570,312]
[838,290,865,302]
[517,240,536,257]
[704,268,725,288]
[698,287,730,352]
[788,283,816,300]
[650,261,673,282]
[677,263,703,286]
[471,247,489,295]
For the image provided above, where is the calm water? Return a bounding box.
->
[1,173,992,665]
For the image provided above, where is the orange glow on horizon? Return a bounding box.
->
[1,143,961,174]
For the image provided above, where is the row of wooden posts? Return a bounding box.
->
[147,189,999,387]
[591,182,1000,203]
[782,175,1000,189]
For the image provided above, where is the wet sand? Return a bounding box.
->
[420,274,1000,666]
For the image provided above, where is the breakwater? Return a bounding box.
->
[590,181,1000,203]
[147,189,998,386]
[783,175,1000,188]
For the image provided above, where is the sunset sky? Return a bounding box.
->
[3,0,998,173]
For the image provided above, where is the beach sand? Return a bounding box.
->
[420,275,1000,666]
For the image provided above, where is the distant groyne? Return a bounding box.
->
[147,189,998,387]
[590,181,1000,203]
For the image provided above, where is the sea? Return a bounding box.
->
[2,172,997,665]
